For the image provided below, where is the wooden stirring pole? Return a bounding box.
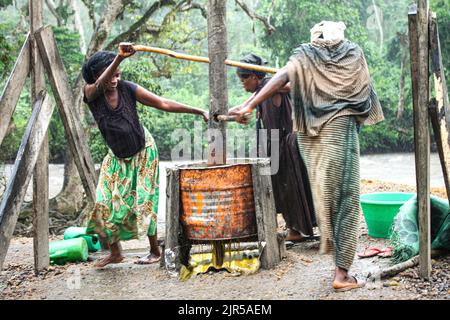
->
[120,42,279,74]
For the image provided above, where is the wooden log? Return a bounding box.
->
[207,0,228,166]
[368,249,446,281]
[0,93,54,270]
[368,256,420,281]
[429,13,450,203]
[34,26,97,202]
[0,34,30,147]
[251,159,283,269]
[30,0,49,274]
[416,0,431,280]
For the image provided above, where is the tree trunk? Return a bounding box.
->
[49,147,85,215]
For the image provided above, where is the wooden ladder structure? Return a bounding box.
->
[0,0,96,273]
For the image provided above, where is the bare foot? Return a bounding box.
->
[134,253,161,265]
[94,254,124,268]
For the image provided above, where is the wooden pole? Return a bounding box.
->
[251,159,283,269]
[0,93,54,270]
[30,0,49,273]
[0,34,30,147]
[207,0,228,166]
[416,0,431,279]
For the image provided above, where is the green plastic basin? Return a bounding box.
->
[360,192,415,238]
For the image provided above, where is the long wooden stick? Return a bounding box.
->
[129,43,279,74]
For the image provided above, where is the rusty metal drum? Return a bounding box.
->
[180,163,257,240]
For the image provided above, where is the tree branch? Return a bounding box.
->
[45,0,63,26]
[80,0,96,30]
[180,1,207,18]
[234,0,275,34]
[105,0,178,50]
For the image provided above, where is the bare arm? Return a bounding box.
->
[83,45,135,102]
[135,86,208,122]
[228,92,256,114]
[235,67,289,123]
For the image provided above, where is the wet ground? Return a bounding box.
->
[0,160,449,300]
[1,230,448,300]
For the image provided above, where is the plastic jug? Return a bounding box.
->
[64,226,101,252]
[49,238,89,265]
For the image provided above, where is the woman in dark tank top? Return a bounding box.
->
[82,45,208,268]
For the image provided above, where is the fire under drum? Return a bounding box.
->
[162,158,285,276]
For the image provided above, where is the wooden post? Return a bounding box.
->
[35,26,98,202]
[251,159,283,269]
[207,0,228,166]
[0,93,54,270]
[30,0,49,273]
[429,13,450,203]
[0,34,30,147]
[416,0,431,279]
[164,165,182,273]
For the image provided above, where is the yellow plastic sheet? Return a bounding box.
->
[179,249,260,281]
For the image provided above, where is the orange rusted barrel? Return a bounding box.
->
[180,163,257,240]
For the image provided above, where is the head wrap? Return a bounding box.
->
[310,21,346,47]
[236,53,268,78]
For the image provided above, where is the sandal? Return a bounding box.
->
[377,247,393,258]
[332,276,366,292]
[357,247,382,258]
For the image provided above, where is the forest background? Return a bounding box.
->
[1,0,449,163]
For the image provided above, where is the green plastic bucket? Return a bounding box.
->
[49,238,89,265]
[64,227,101,252]
[360,192,415,238]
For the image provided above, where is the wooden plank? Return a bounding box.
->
[251,159,283,269]
[34,26,97,202]
[416,0,431,279]
[429,13,450,203]
[30,0,49,274]
[207,0,228,166]
[0,34,30,146]
[0,93,54,270]
[163,165,183,273]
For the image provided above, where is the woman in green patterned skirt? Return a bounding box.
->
[82,44,208,268]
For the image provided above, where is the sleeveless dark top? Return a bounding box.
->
[255,77,316,236]
[83,80,145,158]
[256,77,293,156]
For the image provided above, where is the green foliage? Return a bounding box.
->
[431,0,450,81]
[0,0,12,9]
[53,27,85,86]
[259,0,369,64]
[256,0,449,154]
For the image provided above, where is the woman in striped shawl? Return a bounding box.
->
[233,21,384,292]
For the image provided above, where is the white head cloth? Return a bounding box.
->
[310,21,346,47]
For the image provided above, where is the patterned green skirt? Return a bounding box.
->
[86,127,159,244]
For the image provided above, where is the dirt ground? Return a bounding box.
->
[0,179,449,300]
